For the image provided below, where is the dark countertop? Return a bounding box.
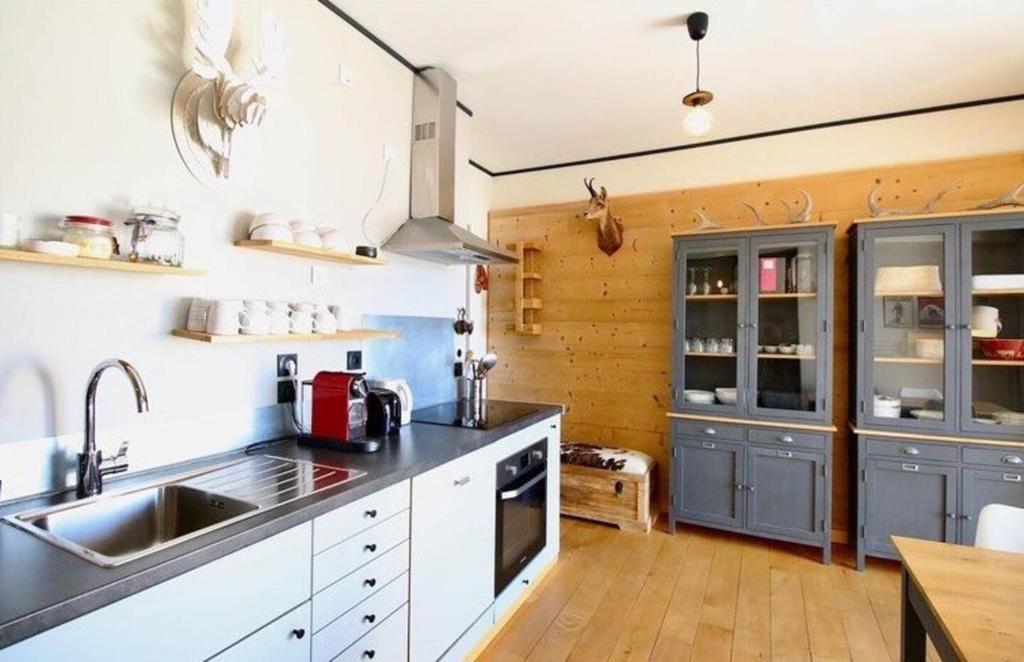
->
[0,401,561,649]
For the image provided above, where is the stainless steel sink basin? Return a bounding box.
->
[4,455,364,567]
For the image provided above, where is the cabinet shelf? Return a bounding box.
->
[234,240,386,266]
[684,352,736,358]
[972,359,1024,367]
[0,247,205,275]
[171,328,399,344]
[973,289,1024,296]
[758,353,816,360]
[874,356,944,365]
[758,292,817,299]
[874,290,944,298]
[685,294,737,301]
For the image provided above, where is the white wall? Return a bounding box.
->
[0,0,490,499]
[490,101,1024,209]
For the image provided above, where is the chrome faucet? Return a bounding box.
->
[77,359,149,498]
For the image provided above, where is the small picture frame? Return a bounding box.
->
[917,296,946,329]
[883,296,914,328]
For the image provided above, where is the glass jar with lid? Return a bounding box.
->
[124,207,184,267]
[60,216,117,260]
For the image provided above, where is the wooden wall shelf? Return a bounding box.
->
[512,242,543,335]
[235,240,386,266]
[171,328,399,344]
[0,248,205,276]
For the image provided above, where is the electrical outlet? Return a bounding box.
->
[276,353,297,378]
[382,143,394,162]
[310,265,327,287]
[277,380,296,404]
[347,350,362,371]
[338,64,356,88]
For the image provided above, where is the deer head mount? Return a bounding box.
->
[583,178,624,256]
[171,0,287,186]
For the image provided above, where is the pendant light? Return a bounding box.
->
[682,11,713,137]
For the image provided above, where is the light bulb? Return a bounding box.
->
[683,105,713,137]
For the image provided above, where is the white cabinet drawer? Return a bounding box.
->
[314,480,410,554]
[314,510,409,592]
[312,574,408,662]
[0,523,311,662]
[332,604,408,662]
[314,541,409,631]
[208,602,311,662]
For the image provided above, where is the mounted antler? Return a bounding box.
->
[971,180,1024,210]
[692,210,723,231]
[741,201,765,226]
[780,189,813,224]
[867,184,952,218]
[582,178,624,256]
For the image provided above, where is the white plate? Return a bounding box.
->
[24,240,80,257]
[909,409,944,421]
[972,274,1024,291]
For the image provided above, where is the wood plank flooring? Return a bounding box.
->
[478,517,940,662]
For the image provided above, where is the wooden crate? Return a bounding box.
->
[560,460,654,534]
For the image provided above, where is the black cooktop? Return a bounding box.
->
[411,400,542,431]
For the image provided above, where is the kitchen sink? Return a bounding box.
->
[4,455,364,567]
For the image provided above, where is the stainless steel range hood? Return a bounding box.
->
[383,68,517,265]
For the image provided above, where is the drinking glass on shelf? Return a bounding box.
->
[691,338,706,353]
[683,338,691,352]
[701,267,712,295]
[720,338,735,354]
[706,338,721,353]
[688,267,698,295]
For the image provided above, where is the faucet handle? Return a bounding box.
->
[99,441,130,477]
[112,441,129,461]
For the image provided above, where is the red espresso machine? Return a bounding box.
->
[302,371,381,452]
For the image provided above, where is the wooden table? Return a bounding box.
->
[893,536,1024,661]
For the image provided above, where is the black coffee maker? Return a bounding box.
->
[366,388,402,437]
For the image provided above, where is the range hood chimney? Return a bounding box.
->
[383,68,517,265]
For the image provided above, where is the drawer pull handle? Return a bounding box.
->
[902,464,919,472]
[736,483,744,491]
[1003,455,1023,465]
[778,435,795,444]
[365,509,378,518]
[946,512,956,519]
[702,427,717,435]
[901,446,920,456]
[363,614,377,624]
[290,628,306,640]
[960,514,973,521]
[363,651,376,660]
[364,543,377,553]
[748,485,755,492]
[702,441,716,449]
[778,450,793,459]
[1004,473,1022,482]
[364,578,377,588]
[453,476,471,487]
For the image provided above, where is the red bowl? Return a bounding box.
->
[979,339,1024,360]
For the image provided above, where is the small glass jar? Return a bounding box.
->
[124,207,184,267]
[60,216,116,260]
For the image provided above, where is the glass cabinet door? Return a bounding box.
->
[961,218,1024,436]
[748,234,829,420]
[677,238,747,414]
[862,225,957,431]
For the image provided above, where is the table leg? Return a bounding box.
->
[901,569,927,662]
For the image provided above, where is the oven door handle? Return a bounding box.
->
[499,470,547,500]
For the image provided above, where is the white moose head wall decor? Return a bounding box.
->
[171,0,286,186]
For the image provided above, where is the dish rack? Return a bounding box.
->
[512,241,542,335]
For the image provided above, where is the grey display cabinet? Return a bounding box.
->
[669,225,836,564]
[850,212,1024,569]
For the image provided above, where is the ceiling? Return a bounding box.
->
[335,0,1024,174]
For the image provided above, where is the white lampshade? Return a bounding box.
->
[683,105,713,137]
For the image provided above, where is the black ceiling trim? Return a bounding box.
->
[316,0,473,117]
[468,159,495,177]
[490,93,1024,177]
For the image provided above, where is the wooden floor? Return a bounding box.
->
[478,517,941,662]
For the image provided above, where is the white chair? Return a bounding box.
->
[974,504,1024,552]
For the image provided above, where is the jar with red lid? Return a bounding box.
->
[60,216,117,260]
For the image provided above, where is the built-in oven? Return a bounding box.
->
[494,439,548,596]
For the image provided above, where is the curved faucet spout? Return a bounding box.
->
[79,359,149,498]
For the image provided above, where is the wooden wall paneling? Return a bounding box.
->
[487,150,1024,541]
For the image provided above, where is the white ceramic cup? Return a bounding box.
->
[206,299,244,335]
[0,213,20,248]
[314,308,338,334]
[240,301,271,335]
[186,297,211,332]
[972,305,1003,338]
[250,224,293,242]
[268,301,290,335]
[318,227,343,250]
[289,306,314,334]
[328,304,344,328]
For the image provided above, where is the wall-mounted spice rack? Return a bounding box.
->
[512,241,542,335]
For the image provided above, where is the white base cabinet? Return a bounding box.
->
[210,602,311,662]
[409,445,496,662]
